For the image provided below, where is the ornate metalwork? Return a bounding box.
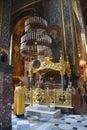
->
[54,90,72,107]
[32,87,48,105]
[25,88,72,108]
[31,55,71,77]
[59,54,66,76]
[0,47,8,63]
[0,47,8,55]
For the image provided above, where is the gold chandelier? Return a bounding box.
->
[20,16,52,58]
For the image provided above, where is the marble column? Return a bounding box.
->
[0,0,11,49]
[42,0,63,62]
[0,0,15,130]
[0,62,14,130]
[43,0,77,68]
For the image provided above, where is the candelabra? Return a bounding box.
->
[20,16,52,59]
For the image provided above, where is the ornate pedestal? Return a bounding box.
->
[0,62,14,130]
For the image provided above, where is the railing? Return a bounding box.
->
[25,88,72,108]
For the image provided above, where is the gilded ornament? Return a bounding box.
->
[26,88,72,107]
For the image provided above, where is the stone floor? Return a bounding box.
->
[12,113,87,130]
[12,104,87,130]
